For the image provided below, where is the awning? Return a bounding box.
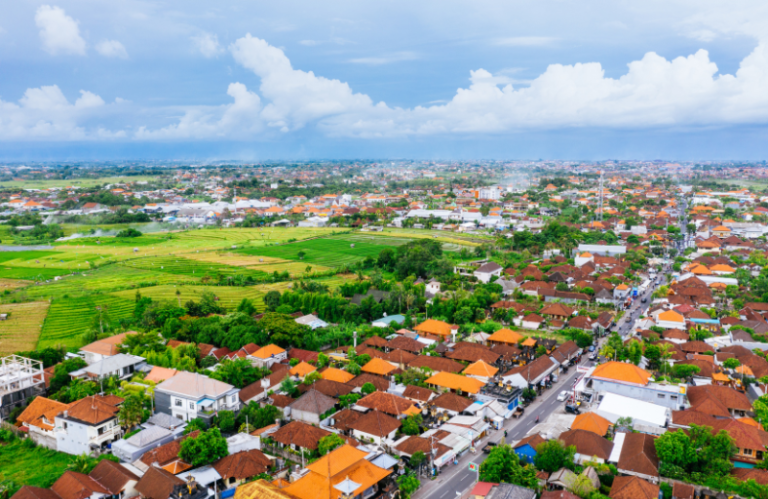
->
[198,399,215,407]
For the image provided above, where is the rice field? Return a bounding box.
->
[0,278,31,290]
[119,256,269,279]
[238,237,400,267]
[38,295,135,349]
[0,301,50,353]
[110,283,287,311]
[182,251,332,276]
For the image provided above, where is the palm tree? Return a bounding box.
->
[68,454,92,474]
[659,343,674,375]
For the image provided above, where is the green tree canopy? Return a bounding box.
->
[179,428,229,467]
[479,444,539,489]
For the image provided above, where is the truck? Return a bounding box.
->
[632,287,638,298]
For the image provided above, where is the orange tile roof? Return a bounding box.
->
[361,358,396,376]
[425,372,485,394]
[658,310,685,323]
[521,338,537,347]
[253,344,286,359]
[321,368,355,384]
[487,328,524,345]
[571,412,612,436]
[145,366,179,383]
[289,361,317,377]
[463,360,498,378]
[16,397,68,431]
[79,332,137,357]
[591,361,651,386]
[414,319,452,337]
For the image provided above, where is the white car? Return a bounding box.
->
[557,391,569,402]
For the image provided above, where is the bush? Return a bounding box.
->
[116,228,143,238]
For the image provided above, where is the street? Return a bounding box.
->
[415,368,584,499]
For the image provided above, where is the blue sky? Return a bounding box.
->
[2,0,768,161]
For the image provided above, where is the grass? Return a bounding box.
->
[38,295,135,349]
[0,301,49,354]
[110,283,289,312]
[0,440,77,492]
[182,251,332,276]
[238,236,399,267]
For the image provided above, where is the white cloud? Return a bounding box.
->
[348,51,419,65]
[133,35,768,141]
[494,36,557,47]
[96,39,128,58]
[0,85,121,140]
[299,40,319,46]
[35,5,86,56]
[193,32,223,58]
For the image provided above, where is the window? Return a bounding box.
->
[189,402,195,410]
[745,448,753,456]
[670,395,678,401]
[63,422,68,430]
[175,399,182,407]
[98,426,105,435]
[657,394,665,399]
[231,395,236,403]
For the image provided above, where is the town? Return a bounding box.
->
[1,161,768,499]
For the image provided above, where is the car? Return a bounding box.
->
[589,352,598,361]
[641,297,648,303]
[512,406,525,418]
[565,404,581,415]
[588,345,595,352]
[557,390,569,402]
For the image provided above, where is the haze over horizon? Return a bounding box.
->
[3,1,768,160]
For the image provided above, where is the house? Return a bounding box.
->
[395,435,454,469]
[288,389,336,424]
[361,358,396,377]
[521,314,545,330]
[570,412,612,436]
[233,480,296,499]
[657,310,686,330]
[16,396,69,449]
[271,420,332,454]
[402,385,436,405]
[616,433,659,483]
[55,395,124,456]
[431,391,473,416]
[559,429,614,464]
[88,460,140,499]
[295,314,328,330]
[485,483,537,499]
[69,354,146,382]
[609,476,659,499]
[134,466,185,499]
[213,449,272,489]
[426,371,485,395]
[249,344,287,368]
[474,262,504,283]
[584,361,685,410]
[356,391,419,418]
[686,385,752,418]
[503,355,558,389]
[155,372,240,424]
[282,445,392,499]
[79,332,137,365]
[111,424,180,463]
[0,354,46,419]
[348,410,401,444]
[414,319,454,340]
[487,329,524,347]
[513,434,546,464]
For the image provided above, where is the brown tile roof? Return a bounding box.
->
[11,487,63,499]
[329,408,362,433]
[140,430,200,467]
[362,336,389,348]
[559,429,614,460]
[407,355,464,373]
[88,460,139,495]
[270,394,295,408]
[198,343,216,357]
[51,472,110,499]
[135,466,185,499]
[301,379,355,399]
[213,449,271,480]
[671,482,694,499]
[732,468,768,486]
[445,343,500,364]
[288,389,337,415]
[347,373,390,392]
[79,332,136,357]
[395,436,452,459]
[347,410,401,437]
[65,396,121,426]
[431,391,473,413]
[514,433,546,451]
[272,421,331,450]
[17,396,68,431]
[687,385,752,413]
[386,336,425,353]
[239,380,266,403]
[402,385,435,402]
[671,409,719,428]
[617,433,659,478]
[609,476,658,499]
[383,349,417,366]
[357,391,415,417]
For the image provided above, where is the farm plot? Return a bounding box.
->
[182,251,332,276]
[111,284,282,312]
[20,265,201,300]
[0,278,31,290]
[238,237,396,267]
[120,256,269,280]
[38,295,135,349]
[0,301,50,353]
[173,227,337,246]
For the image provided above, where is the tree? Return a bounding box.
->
[723,358,741,370]
[214,410,236,433]
[236,298,256,316]
[402,414,423,436]
[184,418,206,434]
[534,439,576,473]
[264,291,281,311]
[318,433,345,455]
[118,393,144,430]
[179,428,229,467]
[568,473,598,497]
[339,393,361,408]
[67,454,94,474]
[671,364,701,379]
[237,402,282,430]
[479,444,539,489]
[396,474,420,499]
[280,376,299,397]
[410,451,427,470]
[654,424,735,476]
[361,382,377,395]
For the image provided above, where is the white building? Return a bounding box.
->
[55,395,123,456]
[155,372,240,424]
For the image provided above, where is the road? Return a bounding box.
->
[416,368,584,499]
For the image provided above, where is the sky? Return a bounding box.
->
[2,0,768,161]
